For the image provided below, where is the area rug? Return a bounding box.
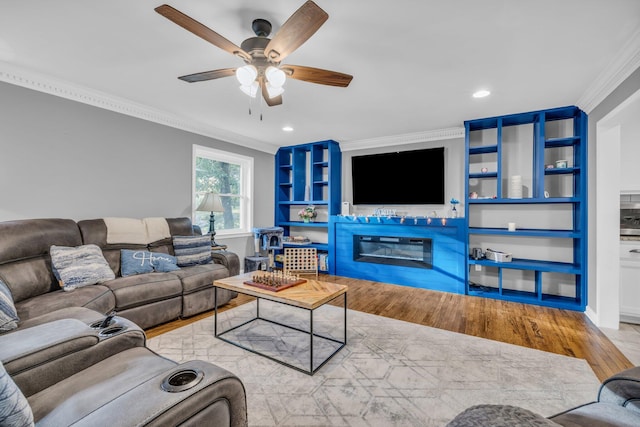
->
[147,301,600,426]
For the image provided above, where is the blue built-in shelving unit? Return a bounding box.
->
[464,106,587,311]
[274,140,341,273]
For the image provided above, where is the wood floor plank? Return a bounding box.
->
[145,275,633,382]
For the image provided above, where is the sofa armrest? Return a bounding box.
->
[212,251,240,276]
[76,360,247,427]
[1,316,145,396]
[598,366,640,407]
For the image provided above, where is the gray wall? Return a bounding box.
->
[586,66,640,316]
[0,81,274,258]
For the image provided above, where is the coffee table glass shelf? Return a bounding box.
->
[213,272,347,375]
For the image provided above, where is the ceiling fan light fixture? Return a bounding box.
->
[236,65,258,86]
[265,66,286,88]
[266,83,285,99]
[239,81,259,98]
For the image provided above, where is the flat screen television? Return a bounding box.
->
[351,147,445,205]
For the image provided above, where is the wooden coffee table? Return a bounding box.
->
[213,272,347,375]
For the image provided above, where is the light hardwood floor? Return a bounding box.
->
[146,274,633,382]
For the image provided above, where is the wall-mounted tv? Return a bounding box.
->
[351,147,445,205]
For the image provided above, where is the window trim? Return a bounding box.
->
[192,144,254,236]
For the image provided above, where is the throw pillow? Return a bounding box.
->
[172,235,212,267]
[150,253,180,273]
[0,279,19,333]
[120,250,155,277]
[0,361,34,427]
[50,244,115,290]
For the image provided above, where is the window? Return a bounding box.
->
[193,145,253,237]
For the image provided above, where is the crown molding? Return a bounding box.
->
[339,127,465,152]
[576,28,640,113]
[0,62,278,154]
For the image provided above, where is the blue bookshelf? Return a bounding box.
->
[464,106,587,311]
[274,140,341,274]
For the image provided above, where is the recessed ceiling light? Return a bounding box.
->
[282,126,294,132]
[473,90,491,98]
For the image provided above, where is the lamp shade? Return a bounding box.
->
[196,192,224,212]
[235,65,257,86]
[266,83,285,99]
[265,66,286,88]
[239,81,259,98]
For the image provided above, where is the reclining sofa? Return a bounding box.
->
[446,366,640,426]
[0,217,248,426]
[0,311,247,426]
[0,217,240,330]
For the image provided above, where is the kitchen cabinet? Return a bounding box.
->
[620,240,640,324]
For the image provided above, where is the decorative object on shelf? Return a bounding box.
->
[485,248,512,263]
[196,192,224,246]
[507,222,516,232]
[298,205,317,223]
[283,235,311,245]
[545,164,555,169]
[373,208,397,217]
[469,192,478,199]
[509,175,523,199]
[481,167,489,173]
[555,159,568,168]
[450,198,460,218]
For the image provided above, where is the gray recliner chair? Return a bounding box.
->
[446,366,640,426]
[1,346,247,427]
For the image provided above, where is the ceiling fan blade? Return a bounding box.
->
[264,1,328,63]
[155,4,251,62]
[178,68,237,83]
[259,77,283,107]
[281,65,353,87]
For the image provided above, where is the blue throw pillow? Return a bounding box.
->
[0,361,34,426]
[151,253,181,272]
[172,235,212,267]
[0,279,19,333]
[120,250,155,277]
[50,244,115,290]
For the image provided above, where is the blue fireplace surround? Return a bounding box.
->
[330,216,466,294]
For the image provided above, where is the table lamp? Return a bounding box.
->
[196,192,224,246]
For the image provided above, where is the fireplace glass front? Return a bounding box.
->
[353,235,433,269]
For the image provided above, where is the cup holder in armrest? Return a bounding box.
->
[90,319,115,329]
[161,369,204,393]
[98,325,127,338]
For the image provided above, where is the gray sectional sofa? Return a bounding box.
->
[0,217,247,426]
[0,217,240,330]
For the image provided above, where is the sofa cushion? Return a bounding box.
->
[173,235,212,267]
[101,273,182,311]
[0,279,18,333]
[172,263,230,294]
[15,286,114,322]
[50,244,115,290]
[0,360,34,427]
[151,254,180,273]
[120,250,154,277]
[120,250,180,276]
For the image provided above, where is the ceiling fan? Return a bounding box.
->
[155,1,353,107]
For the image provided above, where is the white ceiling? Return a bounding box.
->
[1,1,640,153]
